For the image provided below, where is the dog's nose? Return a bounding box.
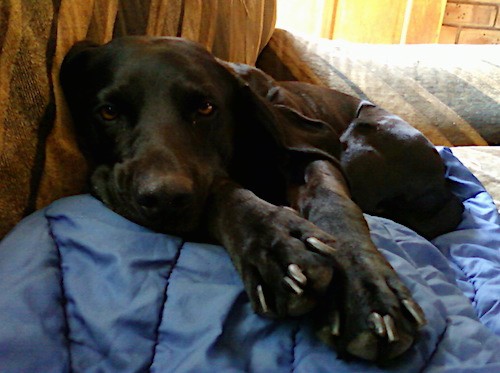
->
[135,173,194,215]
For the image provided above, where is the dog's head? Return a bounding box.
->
[60,36,268,235]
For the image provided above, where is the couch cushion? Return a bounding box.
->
[257,29,499,147]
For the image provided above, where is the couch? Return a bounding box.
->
[1,1,499,371]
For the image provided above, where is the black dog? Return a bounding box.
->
[60,36,463,362]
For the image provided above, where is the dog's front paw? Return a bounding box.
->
[231,206,340,318]
[315,252,426,362]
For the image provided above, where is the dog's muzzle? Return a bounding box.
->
[92,163,204,234]
[133,169,195,219]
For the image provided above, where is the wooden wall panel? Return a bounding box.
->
[331,0,408,43]
[276,0,499,44]
[276,0,452,44]
[405,0,447,43]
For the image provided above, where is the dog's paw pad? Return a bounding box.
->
[318,308,419,362]
[314,259,427,362]
[346,331,379,361]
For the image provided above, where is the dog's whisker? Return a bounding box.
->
[402,299,427,328]
[256,285,269,314]
[368,312,386,337]
[287,264,307,286]
[306,237,337,256]
[283,276,304,296]
[383,315,399,343]
[331,310,341,336]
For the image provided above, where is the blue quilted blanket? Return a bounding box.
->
[1,148,499,372]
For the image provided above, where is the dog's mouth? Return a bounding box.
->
[90,165,206,236]
[132,207,202,236]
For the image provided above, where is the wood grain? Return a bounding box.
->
[405,0,447,43]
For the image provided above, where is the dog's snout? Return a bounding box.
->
[135,172,195,215]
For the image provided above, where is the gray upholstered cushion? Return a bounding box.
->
[258,29,499,147]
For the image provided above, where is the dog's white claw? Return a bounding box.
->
[331,310,341,336]
[283,276,304,296]
[306,237,336,256]
[256,285,269,314]
[288,264,307,286]
[383,315,399,343]
[402,299,427,328]
[282,206,299,214]
[368,312,387,337]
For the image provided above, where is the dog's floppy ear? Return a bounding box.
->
[59,40,115,166]
[272,104,342,161]
[218,60,343,198]
[59,40,100,105]
[219,60,342,163]
[217,59,288,150]
[59,40,100,120]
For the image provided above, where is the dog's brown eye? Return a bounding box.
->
[197,101,215,116]
[99,105,119,121]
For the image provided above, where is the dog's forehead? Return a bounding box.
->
[104,37,228,85]
[112,37,213,67]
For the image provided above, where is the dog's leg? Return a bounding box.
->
[287,160,426,362]
[205,177,343,318]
